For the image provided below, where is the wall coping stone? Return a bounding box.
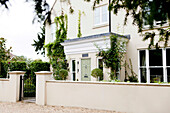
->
[35,71,52,75]
[46,80,170,87]
[0,78,9,81]
[8,71,25,75]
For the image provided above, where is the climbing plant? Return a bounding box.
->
[96,35,127,80]
[77,10,82,38]
[45,14,68,76]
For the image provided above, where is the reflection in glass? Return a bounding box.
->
[150,68,163,83]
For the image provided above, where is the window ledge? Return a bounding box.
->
[142,24,169,31]
[93,23,109,29]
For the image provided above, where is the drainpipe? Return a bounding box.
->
[109,0,111,33]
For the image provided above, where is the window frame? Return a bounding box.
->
[93,4,109,27]
[51,23,56,42]
[138,48,169,83]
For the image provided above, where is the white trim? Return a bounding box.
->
[138,50,141,83]
[61,36,110,55]
[139,48,170,83]
[163,48,167,82]
[97,57,103,69]
[146,49,150,83]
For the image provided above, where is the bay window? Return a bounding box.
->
[139,48,170,83]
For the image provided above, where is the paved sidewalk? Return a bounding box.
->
[0,102,120,113]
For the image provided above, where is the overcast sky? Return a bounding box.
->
[0,0,55,60]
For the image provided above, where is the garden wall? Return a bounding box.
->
[43,80,170,113]
[0,71,25,102]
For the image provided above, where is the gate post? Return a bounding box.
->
[8,71,25,102]
[35,71,52,105]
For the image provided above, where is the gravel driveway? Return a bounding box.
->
[0,102,120,113]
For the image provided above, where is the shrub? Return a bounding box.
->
[0,62,8,78]
[59,69,68,80]
[9,61,27,71]
[91,68,103,81]
[0,61,26,78]
[30,61,50,72]
[128,76,138,82]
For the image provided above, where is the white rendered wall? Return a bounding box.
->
[45,81,170,113]
[0,71,25,102]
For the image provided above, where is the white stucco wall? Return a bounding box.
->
[0,71,25,102]
[45,81,170,113]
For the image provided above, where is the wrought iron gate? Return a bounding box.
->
[19,74,36,101]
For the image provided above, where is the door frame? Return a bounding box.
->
[80,58,91,81]
[71,59,77,81]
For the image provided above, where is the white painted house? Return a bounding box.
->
[45,0,170,83]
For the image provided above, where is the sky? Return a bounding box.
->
[0,0,55,60]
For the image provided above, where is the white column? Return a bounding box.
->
[9,71,25,102]
[35,71,52,105]
[163,48,167,82]
[146,49,150,83]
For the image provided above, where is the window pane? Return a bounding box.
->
[140,50,146,66]
[140,68,147,83]
[149,49,162,66]
[51,23,56,40]
[150,68,163,83]
[102,5,107,23]
[72,60,75,71]
[72,60,76,81]
[94,8,100,25]
[166,49,170,66]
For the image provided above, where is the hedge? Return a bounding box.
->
[0,61,26,78]
[0,61,50,78]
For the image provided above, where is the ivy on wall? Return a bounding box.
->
[96,34,127,80]
[45,14,68,76]
[77,10,82,38]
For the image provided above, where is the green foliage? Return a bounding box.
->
[0,62,8,78]
[59,69,68,80]
[32,26,45,56]
[0,61,26,78]
[0,37,12,61]
[128,76,138,82]
[30,60,50,72]
[9,61,27,71]
[24,79,36,97]
[96,34,126,80]
[91,68,103,81]
[45,14,68,78]
[0,38,12,77]
[77,10,82,38]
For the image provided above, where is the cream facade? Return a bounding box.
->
[45,0,170,83]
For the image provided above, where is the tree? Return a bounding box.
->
[0,0,74,23]
[32,26,45,56]
[0,37,12,76]
[87,0,170,48]
[0,0,50,23]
